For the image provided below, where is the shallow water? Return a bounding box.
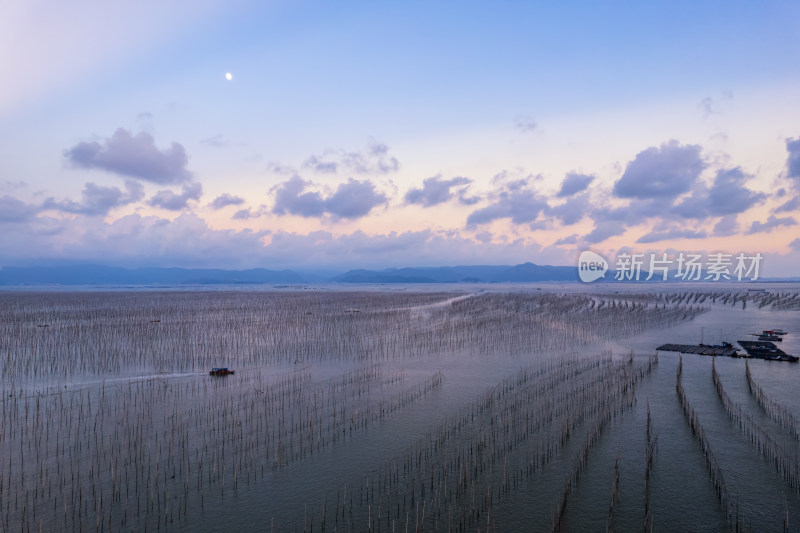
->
[0,286,798,531]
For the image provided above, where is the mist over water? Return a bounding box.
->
[1,284,798,531]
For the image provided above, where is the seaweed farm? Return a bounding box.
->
[1,286,800,531]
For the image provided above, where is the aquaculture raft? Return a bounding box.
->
[209,367,235,376]
[737,341,799,362]
[656,343,739,357]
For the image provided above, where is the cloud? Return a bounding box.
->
[326,178,389,219]
[210,193,245,210]
[404,176,472,207]
[200,134,229,148]
[557,172,594,198]
[513,115,538,132]
[698,91,732,118]
[548,193,590,225]
[272,176,388,219]
[786,137,800,180]
[672,167,766,218]
[712,215,739,236]
[705,168,766,215]
[148,182,203,211]
[791,238,800,252]
[266,161,297,175]
[64,128,191,184]
[0,195,40,223]
[747,215,797,234]
[43,180,144,216]
[554,234,579,245]
[303,139,400,175]
[272,176,326,217]
[0,211,575,270]
[233,208,263,220]
[775,196,800,213]
[636,227,708,243]
[263,230,569,270]
[583,220,627,244]
[613,140,704,200]
[466,186,549,227]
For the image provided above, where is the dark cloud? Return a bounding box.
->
[786,137,800,180]
[233,208,262,220]
[272,176,326,217]
[326,178,389,219]
[272,176,387,219]
[148,182,203,211]
[210,193,245,210]
[302,139,400,175]
[672,167,766,218]
[404,176,472,207]
[636,227,707,243]
[775,196,800,213]
[583,220,626,244]
[712,215,739,236]
[513,116,538,132]
[554,234,579,245]
[791,238,800,252]
[705,168,766,215]
[303,158,339,174]
[0,195,39,223]
[557,173,594,198]
[747,215,797,234]
[548,193,590,225]
[43,180,144,216]
[466,185,549,227]
[613,140,704,200]
[64,128,191,184]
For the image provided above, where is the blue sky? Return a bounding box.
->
[2,0,800,275]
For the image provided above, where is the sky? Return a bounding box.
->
[2,0,800,276]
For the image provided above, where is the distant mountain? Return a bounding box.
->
[0,263,787,286]
[0,265,306,285]
[333,262,580,283]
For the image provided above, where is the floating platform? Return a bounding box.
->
[656,343,739,357]
[737,341,798,362]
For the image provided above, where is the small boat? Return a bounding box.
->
[209,367,235,376]
[751,331,783,342]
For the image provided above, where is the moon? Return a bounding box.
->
[225,72,233,81]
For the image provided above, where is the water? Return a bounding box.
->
[0,286,798,531]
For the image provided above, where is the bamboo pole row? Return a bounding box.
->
[744,360,799,441]
[711,359,800,491]
[676,357,746,531]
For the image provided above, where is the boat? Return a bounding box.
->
[209,367,235,376]
[750,331,783,342]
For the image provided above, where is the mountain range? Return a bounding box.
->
[0,263,579,285]
[0,263,793,286]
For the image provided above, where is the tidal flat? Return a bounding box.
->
[1,286,799,531]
